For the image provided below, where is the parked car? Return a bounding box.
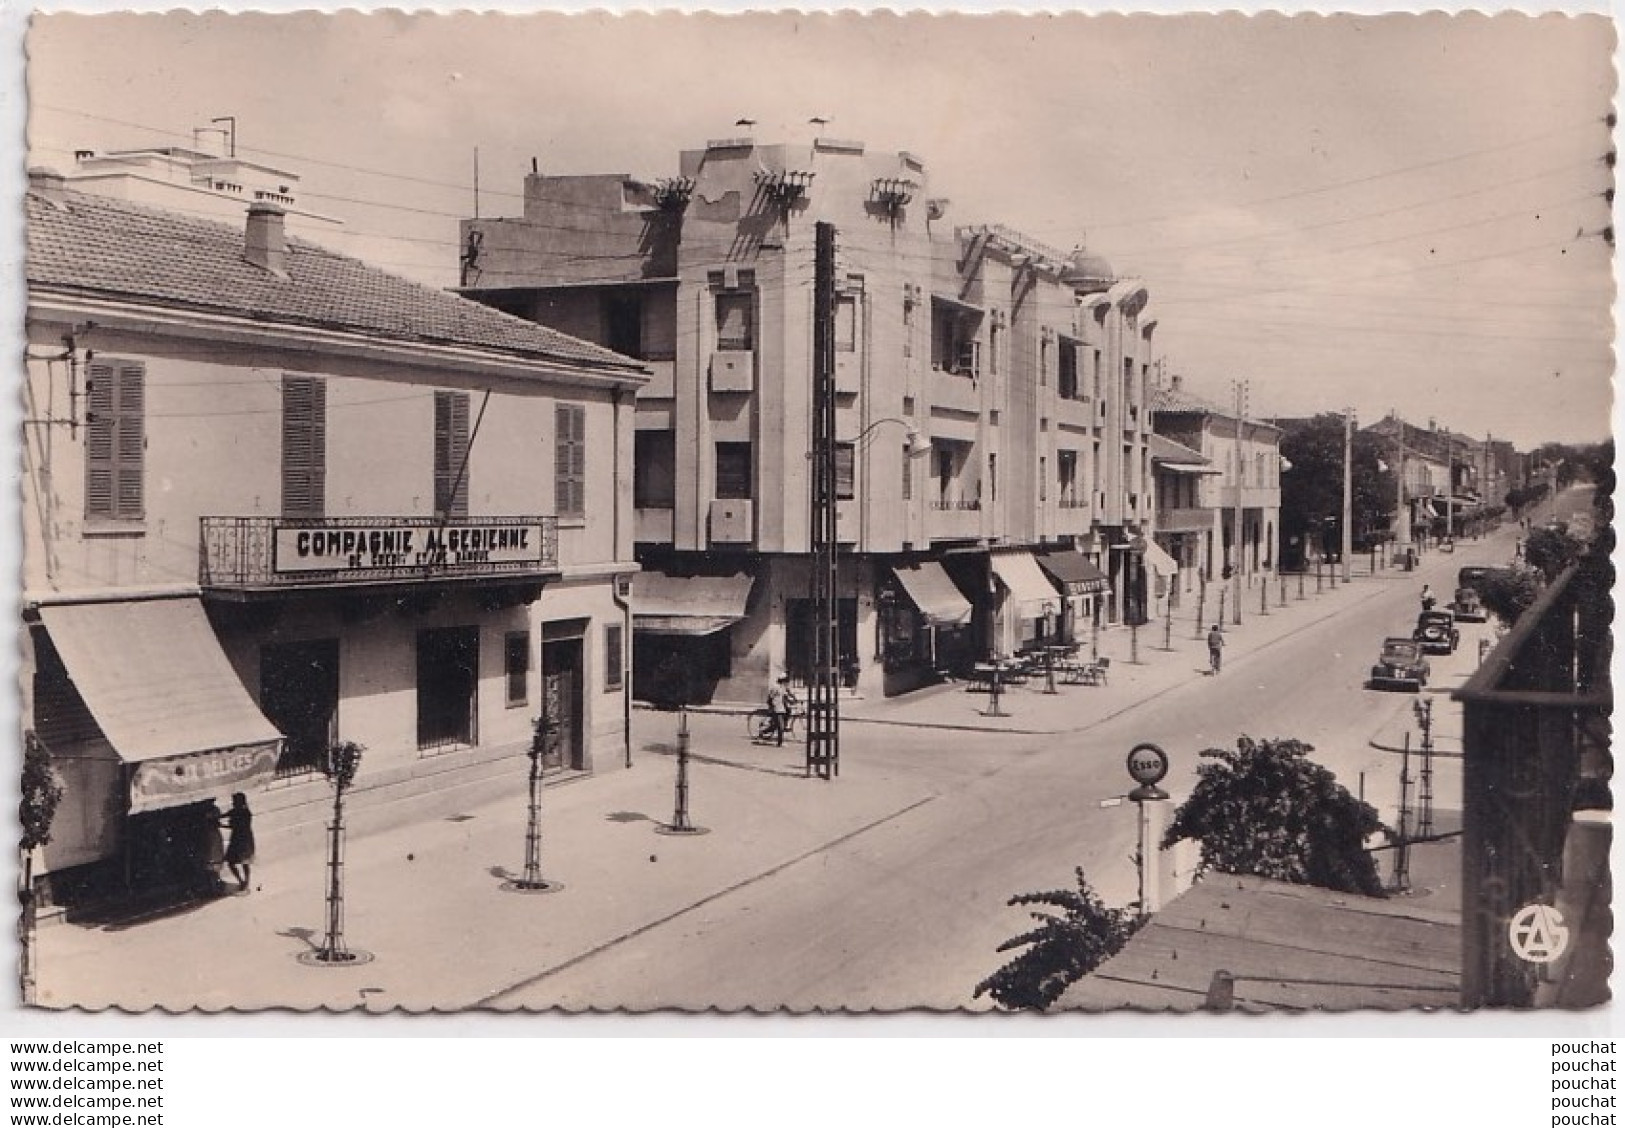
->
[1369,637,1430,691]
[1450,584,1488,622]
[1414,610,1461,655]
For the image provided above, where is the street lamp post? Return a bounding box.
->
[1342,407,1355,582]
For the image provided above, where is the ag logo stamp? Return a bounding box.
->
[1508,903,1569,964]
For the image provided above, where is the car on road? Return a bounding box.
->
[1414,610,1460,655]
[1450,584,1488,622]
[1369,637,1430,691]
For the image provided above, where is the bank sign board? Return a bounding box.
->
[274,522,550,575]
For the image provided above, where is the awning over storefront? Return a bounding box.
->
[1141,539,1180,578]
[1148,433,1221,474]
[891,561,973,625]
[1034,549,1111,596]
[37,598,282,813]
[633,570,755,636]
[990,551,1062,617]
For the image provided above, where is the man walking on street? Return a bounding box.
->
[765,675,794,746]
[1207,625,1224,675]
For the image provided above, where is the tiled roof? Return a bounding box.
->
[26,186,646,377]
[1148,381,1227,415]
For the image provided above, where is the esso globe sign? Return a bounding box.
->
[1126,742,1170,787]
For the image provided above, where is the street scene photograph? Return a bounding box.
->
[16,9,1615,1015]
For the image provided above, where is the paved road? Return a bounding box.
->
[486,533,1511,1011]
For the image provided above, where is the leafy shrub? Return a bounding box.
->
[974,868,1140,1011]
[1161,736,1386,897]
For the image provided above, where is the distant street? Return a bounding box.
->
[487,529,1511,1011]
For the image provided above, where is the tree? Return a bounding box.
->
[974,867,1140,1011]
[1477,565,1543,628]
[19,732,63,1003]
[308,740,365,965]
[1278,415,1394,569]
[1161,736,1386,897]
[1523,525,1587,581]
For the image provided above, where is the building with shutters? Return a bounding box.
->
[459,135,1156,704]
[1150,375,1283,599]
[23,170,646,900]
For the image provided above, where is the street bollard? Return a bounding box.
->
[1130,621,1141,664]
[1091,617,1100,663]
[1297,570,1305,600]
[1216,588,1227,627]
[1260,580,1268,615]
[1279,575,1287,607]
[1194,586,1206,640]
[1044,648,1058,694]
[986,666,1005,717]
[1316,565,1323,594]
[1163,601,1174,651]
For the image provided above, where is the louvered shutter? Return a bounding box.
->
[84,362,115,518]
[555,404,586,518]
[85,360,144,520]
[435,391,470,519]
[281,377,327,518]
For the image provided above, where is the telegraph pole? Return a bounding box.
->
[807,221,841,780]
[1342,407,1354,582]
[1231,380,1247,625]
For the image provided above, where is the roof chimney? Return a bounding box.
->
[244,202,288,279]
[27,167,68,208]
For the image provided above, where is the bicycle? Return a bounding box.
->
[746,703,803,743]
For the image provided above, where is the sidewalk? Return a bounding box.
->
[843,563,1412,736]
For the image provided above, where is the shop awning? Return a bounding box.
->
[1141,539,1180,577]
[1148,433,1220,475]
[891,561,972,625]
[37,598,282,813]
[1034,549,1111,596]
[990,552,1061,617]
[633,570,755,636]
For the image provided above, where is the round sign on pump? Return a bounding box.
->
[1125,742,1170,787]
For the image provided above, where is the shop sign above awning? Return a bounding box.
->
[990,551,1062,617]
[890,561,973,625]
[37,598,282,813]
[633,570,755,636]
[1034,549,1111,596]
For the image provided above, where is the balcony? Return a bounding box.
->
[199,515,558,593]
[1156,507,1215,533]
[926,498,982,542]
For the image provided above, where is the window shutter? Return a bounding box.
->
[85,362,115,518]
[85,360,144,520]
[556,403,586,517]
[435,391,470,519]
[281,377,327,518]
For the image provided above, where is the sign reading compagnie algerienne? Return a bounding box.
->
[273,523,548,574]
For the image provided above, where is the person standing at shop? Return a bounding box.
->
[1207,625,1225,675]
[220,793,257,893]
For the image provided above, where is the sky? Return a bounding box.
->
[21,7,1618,448]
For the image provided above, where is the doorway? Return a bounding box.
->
[784,598,859,688]
[259,639,340,777]
[417,626,479,752]
[539,635,584,771]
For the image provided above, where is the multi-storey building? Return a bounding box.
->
[1151,376,1283,592]
[24,172,646,898]
[1363,414,1458,544]
[461,136,1157,703]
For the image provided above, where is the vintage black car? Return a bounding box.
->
[1450,584,1488,622]
[1414,610,1461,655]
[1370,637,1430,691]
